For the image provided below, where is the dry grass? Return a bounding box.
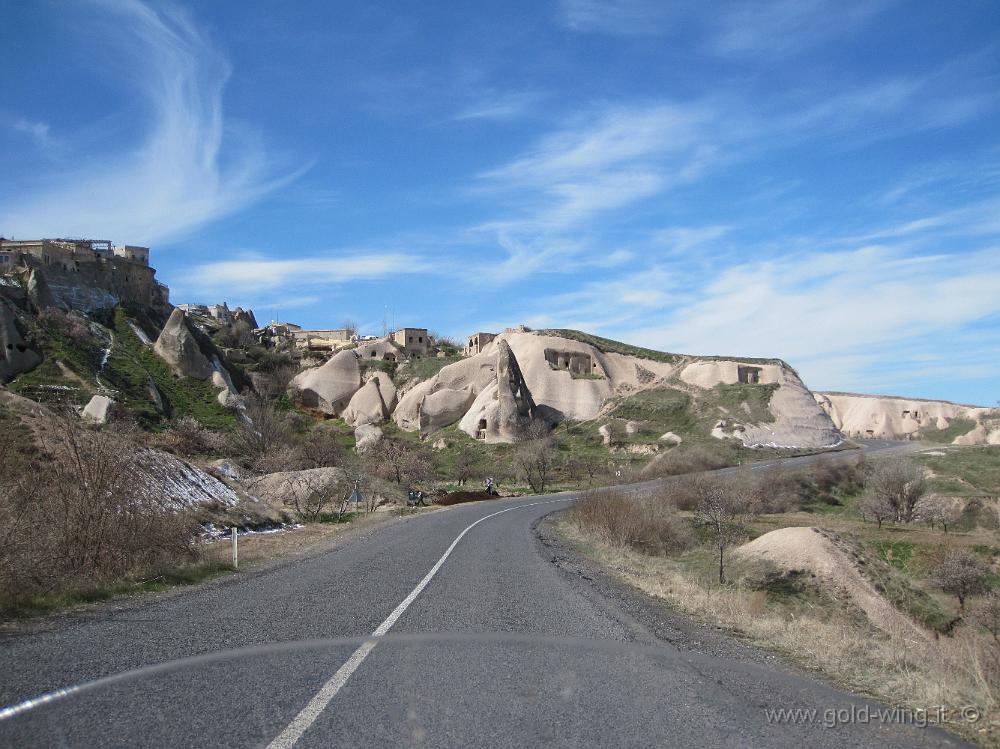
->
[557,518,1000,746]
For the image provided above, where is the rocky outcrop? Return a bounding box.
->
[210,355,238,407]
[459,340,546,442]
[0,298,40,383]
[289,349,362,416]
[681,360,842,449]
[82,394,114,424]
[25,268,58,312]
[343,378,391,426]
[154,309,213,380]
[232,307,257,328]
[355,423,384,451]
[419,386,475,436]
[816,392,997,444]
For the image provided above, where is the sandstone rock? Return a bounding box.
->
[598,424,612,445]
[625,420,642,435]
[289,350,362,416]
[26,268,58,311]
[368,372,398,411]
[393,379,435,431]
[82,394,113,424]
[432,438,448,451]
[211,355,238,406]
[459,340,545,443]
[0,298,40,382]
[343,378,390,426]
[419,386,475,436]
[147,377,166,415]
[659,432,683,445]
[154,309,213,380]
[816,391,991,444]
[355,423,384,451]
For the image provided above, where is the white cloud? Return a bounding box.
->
[622,246,1000,392]
[186,252,429,294]
[556,0,673,35]
[9,118,58,151]
[0,0,302,245]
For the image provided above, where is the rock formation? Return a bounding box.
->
[681,360,842,449]
[0,298,40,383]
[459,340,545,442]
[82,394,114,424]
[419,386,475,436]
[25,268,58,312]
[816,392,998,444]
[355,423,384,451]
[343,378,391,426]
[289,349,362,416]
[154,309,213,380]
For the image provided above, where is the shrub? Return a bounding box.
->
[0,419,200,612]
[933,550,993,611]
[568,488,695,556]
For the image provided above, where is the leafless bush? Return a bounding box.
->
[568,488,695,556]
[153,416,225,457]
[864,458,927,523]
[38,308,95,346]
[227,394,296,471]
[0,420,200,610]
[294,427,344,469]
[970,592,1000,647]
[364,437,432,488]
[641,444,737,478]
[452,444,481,487]
[933,550,992,611]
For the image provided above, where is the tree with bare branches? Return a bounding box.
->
[693,477,760,585]
[864,459,927,523]
[933,550,991,611]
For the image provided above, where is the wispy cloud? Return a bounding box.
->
[0,0,302,244]
[8,118,59,152]
[453,92,542,121]
[556,0,675,36]
[185,252,431,294]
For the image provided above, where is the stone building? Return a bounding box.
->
[466,332,497,356]
[392,327,429,358]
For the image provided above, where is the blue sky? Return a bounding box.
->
[2,0,999,405]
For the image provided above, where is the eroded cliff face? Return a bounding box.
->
[386,330,842,447]
[815,392,999,445]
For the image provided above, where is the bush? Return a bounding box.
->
[568,488,695,556]
[641,444,738,478]
[0,419,200,613]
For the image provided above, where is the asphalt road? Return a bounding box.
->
[0,440,966,748]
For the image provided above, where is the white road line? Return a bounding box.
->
[265,498,568,749]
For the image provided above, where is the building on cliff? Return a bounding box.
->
[0,238,169,314]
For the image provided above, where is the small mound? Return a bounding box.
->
[736,527,926,638]
[435,490,498,506]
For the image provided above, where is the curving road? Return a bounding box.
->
[0,441,965,748]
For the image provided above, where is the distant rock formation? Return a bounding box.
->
[289,349,362,416]
[419,386,475,436]
[154,309,213,380]
[816,392,998,444]
[0,298,41,383]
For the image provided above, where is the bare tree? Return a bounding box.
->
[452,443,480,487]
[281,472,349,522]
[915,495,962,533]
[693,477,759,584]
[514,432,558,493]
[865,459,927,523]
[365,438,431,488]
[970,592,1000,647]
[227,394,294,471]
[858,492,894,529]
[933,550,992,611]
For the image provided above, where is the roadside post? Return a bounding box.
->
[231,527,239,570]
